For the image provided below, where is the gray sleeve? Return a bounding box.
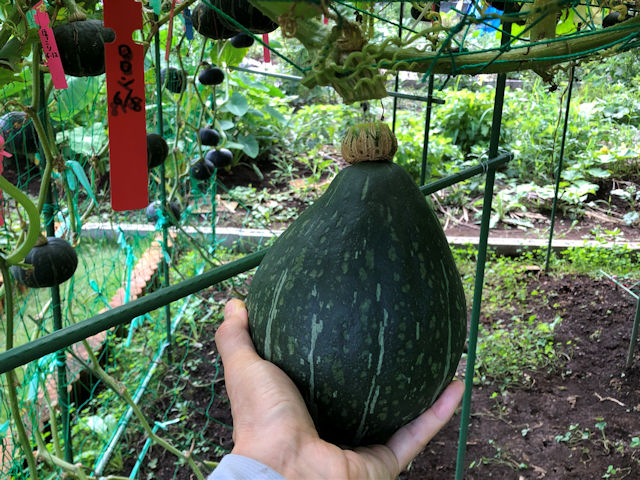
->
[207,454,286,480]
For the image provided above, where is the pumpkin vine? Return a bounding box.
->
[0,175,41,266]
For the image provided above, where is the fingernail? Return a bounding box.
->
[225,299,245,315]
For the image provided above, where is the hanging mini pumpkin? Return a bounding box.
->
[10,237,78,288]
[192,0,277,40]
[52,19,115,77]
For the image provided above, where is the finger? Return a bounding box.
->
[386,380,464,471]
[215,299,262,372]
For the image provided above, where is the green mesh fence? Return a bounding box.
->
[0,0,638,478]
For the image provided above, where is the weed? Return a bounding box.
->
[475,315,563,390]
[469,439,528,471]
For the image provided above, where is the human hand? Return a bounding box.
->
[215,298,464,480]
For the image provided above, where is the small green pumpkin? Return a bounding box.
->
[247,122,467,446]
[10,237,78,288]
[52,19,115,77]
[0,112,38,159]
[147,133,169,169]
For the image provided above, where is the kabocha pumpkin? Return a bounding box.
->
[199,127,220,146]
[205,148,233,168]
[160,67,186,94]
[147,133,169,169]
[246,122,467,446]
[198,66,225,86]
[230,32,255,48]
[192,0,277,40]
[190,158,215,181]
[146,201,181,226]
[0,112,38,158]
[10,237,78,288]
[52,19,115,77]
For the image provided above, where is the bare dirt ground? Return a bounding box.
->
[119,273,640,480]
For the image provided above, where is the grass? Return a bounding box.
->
[2,237,152,350]
[452,244,638,391]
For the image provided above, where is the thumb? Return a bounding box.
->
[215,299,262,372]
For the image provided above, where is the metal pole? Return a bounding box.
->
[154,17,173,361]
[0,250,268,375]
[392,2,404,132]
[38,73,73,464]
[545,66,575,271]
[419,0,440,186]
[420,152,511,195]
[455,32,510,480]
[420,74,435,186]
[627,297,640,369]
[0,150,513,375]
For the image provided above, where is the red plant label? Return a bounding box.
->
[262,33,270,63]
[165,0,178,61]
[104,0,149,211]
[33,1,68,89]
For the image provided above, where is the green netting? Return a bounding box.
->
[1,0,638,478]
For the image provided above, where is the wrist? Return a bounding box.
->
[231,441,294,478]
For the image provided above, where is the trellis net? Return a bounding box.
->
[0,0,638,478]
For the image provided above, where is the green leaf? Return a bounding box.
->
[0,78,26,98]
[586,167,610,178]
[65,167,77,191]
[264,105,286,125]
[223,92,249,117]
[218,43,248,67]
[224,141,244,150]
[49,77,102,121]
[217,119,235,131]
[237,133,259,158]
[66,160,97,203]
[56,124,107,156]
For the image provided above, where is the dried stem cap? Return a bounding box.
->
[341,122,398,164]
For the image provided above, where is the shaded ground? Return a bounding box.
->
[213,156,640,244]
[119,273,640,480]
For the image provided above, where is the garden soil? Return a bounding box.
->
[116,159,640,478]
[119,273,640,480]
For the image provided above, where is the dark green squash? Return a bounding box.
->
[192,0,277,40]
[10,237,78,288]
[246,123,467,446]
[198,66,225,86]
[160,67,186,94]
[147,133,169,169]
[146,200,181,226]
[0,111,38,159]
[190,157,215,181]
[230,32,255,48]
[52,19,115,77]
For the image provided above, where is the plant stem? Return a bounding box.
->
[34,428,88,479]
[44,389,64,459]
[61,0,86,21]
[142,0,199,54]
[82,340,206,480]
[29,43,60,214]
[0,259,40,479]
[0,175,41,265]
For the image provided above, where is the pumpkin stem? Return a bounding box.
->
[62,0,87,22]
[340,121,398,164]
[35,234,48,247]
